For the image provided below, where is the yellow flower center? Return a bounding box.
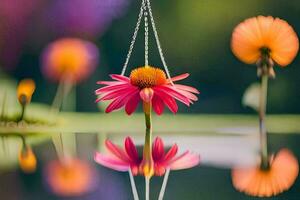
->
[130,66,167,88]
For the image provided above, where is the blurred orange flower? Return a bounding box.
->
[232,149,299,197]
[44,159,97,197]
[231,16,299,67]
[17,79,36,105]
[18,146,37,173]
[41,38,99,83]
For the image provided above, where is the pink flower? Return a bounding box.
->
[94,137,200,176]
[95,66,199,115]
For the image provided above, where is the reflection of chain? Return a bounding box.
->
[121,0,145,76]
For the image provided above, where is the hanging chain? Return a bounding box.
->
[121,0,174,85]
[144,3,149,66]
[146,0,173,84]
[121,0,146,76]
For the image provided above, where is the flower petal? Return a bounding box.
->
[152,137,165,162]
[96,85,138,101]
[177,90,198,102]
[125,137,140,163]
[105,88,138,113]
[152,94,165,115]
[154,163,166,176]
[96,89,131,102]
[168,73,189,82]
[110,74,130,82]
[125,92,140,115]
[96,81,122,85]
[163,144,178,163]
[169,151,200,170]
[105,140,130,162]
[95,83,130,94]
[105,98,128,113]
[155,85,190,106]
[94,152,129,172]
[174,84,200,94]
[154,89,178,113]
[268,18,299,66]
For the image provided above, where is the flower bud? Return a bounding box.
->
[17,79,36,106]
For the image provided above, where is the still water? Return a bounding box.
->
[0,133,299,200]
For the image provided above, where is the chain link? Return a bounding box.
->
[144,5,149,66]
[121,0,146,76]
[121,0,174,85]
[146,0,173,84]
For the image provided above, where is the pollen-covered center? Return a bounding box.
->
[130,66,167,88]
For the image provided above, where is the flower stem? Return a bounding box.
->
[158,168,170,200]
[129,169,140,200]
[259,72,269,170]
[51,77,73,114]
[142,102,154,177]
[144,102,152,157]
[21,136,27,149]
[143,102,153,200]
[18,104,26,122]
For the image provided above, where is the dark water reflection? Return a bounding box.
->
[0,133,299,200]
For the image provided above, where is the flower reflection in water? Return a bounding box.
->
[232,149,299,197]
[44,158,98,197]
[95,136,200,200]
[18,146,37,174]
[95,136,200,176]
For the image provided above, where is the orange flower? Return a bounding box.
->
[232,149,299,197]
[44,159,97,196]
[18,146,37,173]
[231,16,299,67]
[41,38,99,83]
[17,79,36,105]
